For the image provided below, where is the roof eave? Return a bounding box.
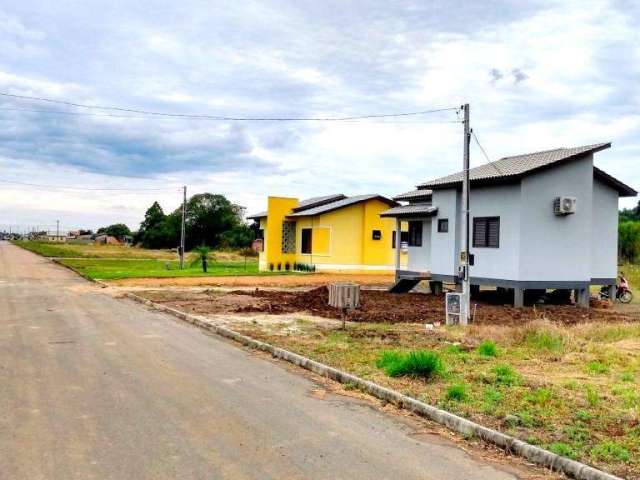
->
[594,167,638,197]
[287,195,398,218]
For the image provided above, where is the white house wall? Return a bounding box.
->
[519,154,593,282]
[467,183,522,281]
[430,189,459,278]
[407,219,431,271]
[591,178,619,281]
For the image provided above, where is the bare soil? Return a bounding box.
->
[137,286,638,325]
[108,273,395,288]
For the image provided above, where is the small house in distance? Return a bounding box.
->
[248,194,407,273]
[381,143,637,306]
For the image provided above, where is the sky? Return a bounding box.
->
[0,0,638,233]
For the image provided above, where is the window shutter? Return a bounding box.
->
[473,219,487,247]
[487,218,500,247]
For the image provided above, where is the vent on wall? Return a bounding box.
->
[553,196,577,216]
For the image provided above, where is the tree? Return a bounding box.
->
[619,221,640,263]
[138,202,169,248]
[97,223,132,240]
[218,224,255,249]
[177,193,244,250]
[620,201,640,222]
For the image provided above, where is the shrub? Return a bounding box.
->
[548,442,578,460]
[524,387,552,406]
[492,364,520,386]
[277,262,282,271]
[269,263,274,271]
[376,350,444,379]
[284,261,290,271]
[477,340,499,357]
[446,384,468,402]
[585,385,599,407]
[590,441,630,463]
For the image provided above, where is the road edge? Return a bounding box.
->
[123,291,619,480]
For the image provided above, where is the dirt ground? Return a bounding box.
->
[136,286,639,325]
[108,273,395,288]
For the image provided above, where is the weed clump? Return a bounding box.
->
[590,441,630,463]
[376,350,444,380]
[477,340,499,357]
[548,442,578,460]
[446,384,468,402]
[524,329,565,353]
[491,364,520,386]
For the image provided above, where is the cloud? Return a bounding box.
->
[0,0,638,231]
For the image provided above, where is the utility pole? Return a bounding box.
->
[180,186,186,269]
[56,219,60,240]
[460,104,471,325]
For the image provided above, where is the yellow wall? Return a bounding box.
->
[257,196,407,273]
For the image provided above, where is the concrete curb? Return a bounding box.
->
[124,291,622,480]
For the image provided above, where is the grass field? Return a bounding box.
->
[13,241,265,279]
[58,258,261,280]
[13,241,177,259]
[232,317,640,478]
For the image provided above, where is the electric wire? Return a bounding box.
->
[0,178,178,192]
[471,130,504,176]
[0,92,458,121]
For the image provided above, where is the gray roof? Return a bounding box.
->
[380,203,438,218]
[418,143,613,189]
[246,210,267,220]
[287,194,396,217]
[292,194,346,212]
[393,189,433,202]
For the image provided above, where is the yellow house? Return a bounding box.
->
[248,194,408,273]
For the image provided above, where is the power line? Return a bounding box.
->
[471,130,504,176]
[0,92,458,121]
[0,178,177,192]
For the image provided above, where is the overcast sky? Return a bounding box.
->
[0,0,638,233]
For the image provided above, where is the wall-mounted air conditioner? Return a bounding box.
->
[553,196,577,215]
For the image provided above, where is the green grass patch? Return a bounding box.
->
[491,364,520,386]
[14,241,86,258]
[586,360,609,375]
[376,350,444,379]
[548,442,579,460]
[477,340,499,357]
[446,384,468,402]
[523,329,565,352]
[590,441,630,463]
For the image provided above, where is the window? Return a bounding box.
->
[372,229,382,240]
[301,228,312,254]
[408,221,423,247]
[392,231,410,248]
[473,217,500,248]
[437,218,449,233]
[281,221,296,253]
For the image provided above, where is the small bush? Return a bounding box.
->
[446,384,468,402]
[284,261,290,271]
[277,262,282,271]
[477,340,499,357]
[548,442,578,460]
[269,263,274,271]
[376,350,444,379]
[524,387,552,406]
[590,441,630,463]
[574,410,592,422]
[492,364,520,386]
[620,371,635,382]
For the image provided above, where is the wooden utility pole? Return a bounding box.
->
[460,104,471,325]
[56,220,60,240]
[180,186,186,269]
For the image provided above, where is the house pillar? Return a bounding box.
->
[394,218,401,272]
[607,284,616,301]
[576,288,590,308]
[513,288,524,308]
[429,281,443,295]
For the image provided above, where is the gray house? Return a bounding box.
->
[381,143,637,306]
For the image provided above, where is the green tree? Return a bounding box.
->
[138,202,169,248]
[619,220,640,263]
[177,193,244,249]
[97,223,132,240]
[620,201,640,222]
[218,224,255,248]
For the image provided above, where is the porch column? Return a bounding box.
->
[394,218,401,272]
[607,284,616,301]
[576,288,590,308]
[513,288,524,308]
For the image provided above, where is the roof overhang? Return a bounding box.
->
[380,204,438,218]
[246,211,267,220]
[287,195,398,218]
[593,167,637,197]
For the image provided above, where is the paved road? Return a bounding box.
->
[0,242,531,479]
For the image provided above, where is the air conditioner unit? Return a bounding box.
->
[553,196,577,215]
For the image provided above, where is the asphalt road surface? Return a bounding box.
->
[0,241,534,479]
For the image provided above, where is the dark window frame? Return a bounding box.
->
[301,228,312,254]
[372,229,382,240]
[437,218,449,233]
[408,221,423,247]
[473,216,500,248]
[391,231,409,248]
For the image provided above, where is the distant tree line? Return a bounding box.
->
[619,200,640,263]
[134,193,255,250]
